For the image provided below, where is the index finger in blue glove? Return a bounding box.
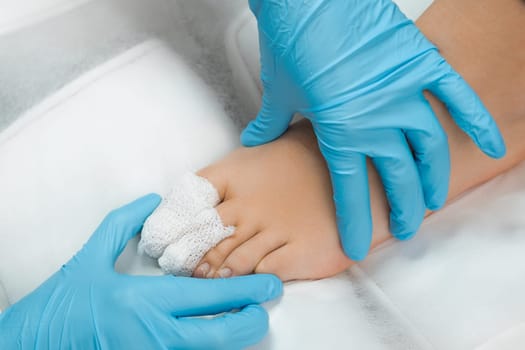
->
[84,193,161,267]
[429,57,506,158]
[405,101,451,210]
[173,304,269,350]
[151,274,282,317]
[371,130,426,241]
[319,144,372,261]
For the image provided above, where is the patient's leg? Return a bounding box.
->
[176,0,525,281]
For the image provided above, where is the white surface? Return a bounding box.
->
[254,275,400,350]
[0,40,239,303]
[0,0,249,132]
[253,269,432,350]
[0,0,89,35]
[477,324,525,350]
[360,165,525,349]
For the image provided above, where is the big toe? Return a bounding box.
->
[193,199,262,278]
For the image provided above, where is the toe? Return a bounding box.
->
[158,207,234,276]
[254,245,296,281]
[197,166,228,201]
[214,199,241,227]
[215,230,287,278]
[193,200,260,278]
[255,243,352,281]
[194,225,261,278]
[194,233,246,277]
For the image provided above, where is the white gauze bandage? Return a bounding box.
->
[138,173,234,276]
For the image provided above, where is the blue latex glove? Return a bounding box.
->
[242,0,506,260]
[0,194,282,349]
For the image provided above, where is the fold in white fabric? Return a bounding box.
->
[0,0,89,35]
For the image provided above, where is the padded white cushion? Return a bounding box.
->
[0,0,89,35]
[0,40,239,304]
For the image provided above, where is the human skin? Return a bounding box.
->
[191,0,525,281]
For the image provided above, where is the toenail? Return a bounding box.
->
[206,269,216,279]
[218,267,232,278]
[196,263,210,278]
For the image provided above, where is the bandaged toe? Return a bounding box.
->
[139,173,234,276]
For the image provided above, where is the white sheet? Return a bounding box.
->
[0,40,239,302]
[0,0,90,35]
[477,324,525,350]
[360,165,525,349]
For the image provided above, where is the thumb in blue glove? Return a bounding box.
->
[0,194,282,349]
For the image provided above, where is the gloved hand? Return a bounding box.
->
[242,0,506,260]
[0,194,282,349]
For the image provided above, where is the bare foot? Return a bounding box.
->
[194,120,355,281]
[192,0,525,282]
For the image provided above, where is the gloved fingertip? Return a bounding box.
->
[338,216,373,262]
[470,117,507,159]
[425,191,447,211]
[239,304,270,344]
[393,230,417,241]
[241,117,288,147]
[389,213,422,241]
[240,124,263,147]
[133,193,162,217]
[142,193,162,205]
[482,139,506,159]
[266,275,283,299]
[242,304,269,321]
[248,274,283,300]
[427,202,443,211]
[346,248,369,262]
[248,0,262,16]
[395,232,417,241]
